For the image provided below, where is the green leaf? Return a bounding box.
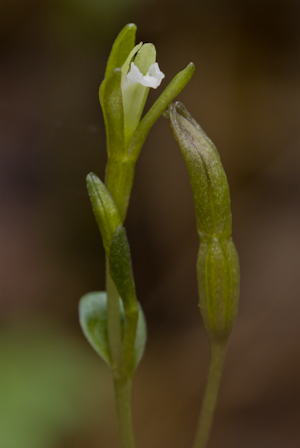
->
[105,23,137,78]
[86,172,122,254]
[79,292,111,365]
[128,62,195,161]
[99,68,125,159]
[133,301,147,368]
[108,225,140,375]
[109,225,137,312]
[169,102,232,239]
[79,292,147,370]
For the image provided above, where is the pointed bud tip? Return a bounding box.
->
[86,172,97,184]
[184,62,195,77]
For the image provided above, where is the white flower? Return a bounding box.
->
[125,62,165,89]
[120,43,165,147]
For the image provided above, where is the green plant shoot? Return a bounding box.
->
[79,25,194,448]
[169,102,240,448]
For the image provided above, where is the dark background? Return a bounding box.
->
[1,0,300,447]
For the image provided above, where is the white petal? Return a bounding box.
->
[144,63,165,88]
[125,62,165,89]
[125,63,146,86]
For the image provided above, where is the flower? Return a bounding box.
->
[99,23,194,221]
[120,42,165,146]
[124,62,165,89]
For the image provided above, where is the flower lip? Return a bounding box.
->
[124,62,165,89]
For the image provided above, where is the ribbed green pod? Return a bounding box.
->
[169,102,239,343]
[197,238,239,343]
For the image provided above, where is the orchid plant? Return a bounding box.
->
[79,23,239,448]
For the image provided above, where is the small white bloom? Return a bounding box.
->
[125,62,165,89]
[121,46,165,147]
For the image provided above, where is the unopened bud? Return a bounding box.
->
[169,102,231,240]
[169,102,239,343]
[86,172,122,255]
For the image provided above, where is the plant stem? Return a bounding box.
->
[105,171,137,448]
[192,342,226,448]
[106,258,137,448]
[106,256,122,368]
[114,376,136,448]
[105,158,135,223]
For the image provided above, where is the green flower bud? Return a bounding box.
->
[86,172,122,255]
[169,102,239,343]
[170,103,231,238]
[169,102,231,239]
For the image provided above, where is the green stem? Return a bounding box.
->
[192,342,226,448]
[106,257,137,448]
[106,256,122,369]
[114,376,136,448]
[105,162,137,448]
[105,157,135,223]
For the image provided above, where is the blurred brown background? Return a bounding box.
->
[1,0,300,447]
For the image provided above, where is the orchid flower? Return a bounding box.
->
[99,23,194,221]
[121,42,165,146]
